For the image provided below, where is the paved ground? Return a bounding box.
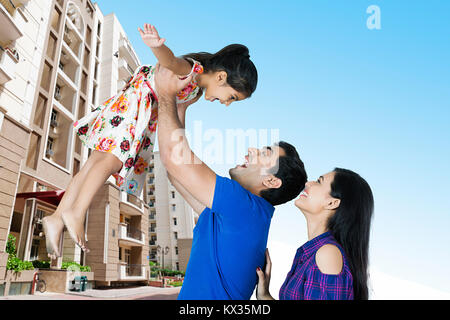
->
[0,286,181,300]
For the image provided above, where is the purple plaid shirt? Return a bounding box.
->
[279,231,354,300]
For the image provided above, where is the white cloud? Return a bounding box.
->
[252,240,450,300]
[369,267,450,300]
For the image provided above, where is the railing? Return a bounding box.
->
[126,225,143,241]
[126,264,143,277]
[118,264,146,279]
[118,223,144,244]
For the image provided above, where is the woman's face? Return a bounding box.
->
[295,171,340,215]
[202,71,247,106]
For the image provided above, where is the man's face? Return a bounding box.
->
[229,145,286,190]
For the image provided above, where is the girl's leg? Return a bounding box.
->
[61,151,123,252]
[42,151,107,258]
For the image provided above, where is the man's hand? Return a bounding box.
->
[177,89,203,128]
[154,64,194,98]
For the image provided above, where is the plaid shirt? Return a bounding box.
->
[279,231,354,300]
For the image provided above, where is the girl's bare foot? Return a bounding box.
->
[61,209,89,253]
[42,215,64,258]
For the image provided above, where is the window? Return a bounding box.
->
[173,218,177,226]
[171,191,175,199]
[175,247,178,255]
[50,109,58,127]
[124,249,131,264]
[46,137,55,158]
[54,85,61,101]
[174,232,178,240]
[30,239,41,261]
[172,204,176,212]
[176,262,179,271]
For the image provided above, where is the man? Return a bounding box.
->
[155,65,307,300]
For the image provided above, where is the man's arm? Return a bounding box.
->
[167,173,206,215]
[155,65,216,210]
[167,94,206,215]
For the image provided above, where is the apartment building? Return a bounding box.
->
[147,152,196,272]
[0,0,149,290]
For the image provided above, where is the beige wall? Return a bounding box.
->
[0,115,31,281]
[85,182,149,285]
[177,238,192,272]
[150,152,195,270]
[0,0,148,287]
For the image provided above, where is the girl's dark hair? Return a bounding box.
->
[183,44,258,97]
[327,168,374,300]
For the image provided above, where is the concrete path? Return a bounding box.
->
[0,286,181,300]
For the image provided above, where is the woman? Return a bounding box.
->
[256,168,374,300]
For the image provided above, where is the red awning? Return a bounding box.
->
[16,190,65,206]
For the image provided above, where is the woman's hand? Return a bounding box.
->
[256,249,275,300]
[138,24,166,48]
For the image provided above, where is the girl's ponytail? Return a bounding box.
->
[215,44,250,59]
[183,44,257,97]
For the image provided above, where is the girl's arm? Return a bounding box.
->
[138,24,192,76]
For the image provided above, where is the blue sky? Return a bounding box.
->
[95,0,450,296]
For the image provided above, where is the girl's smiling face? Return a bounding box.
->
[200,71,247,106]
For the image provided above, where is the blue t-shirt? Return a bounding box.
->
[177,174,275,300]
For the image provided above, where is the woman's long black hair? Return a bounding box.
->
[327,168,374,300]
[183,44,258,97]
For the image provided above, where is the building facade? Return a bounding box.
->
[147,152,196,272]
[0,0,149,291]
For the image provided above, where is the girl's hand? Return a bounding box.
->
[138,24,166,48]
[256,249,275,300]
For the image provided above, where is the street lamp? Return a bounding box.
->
[156,245,169,269]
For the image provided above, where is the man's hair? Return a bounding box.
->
[260,141,307,206]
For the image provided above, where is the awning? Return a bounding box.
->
[16,190,65,206]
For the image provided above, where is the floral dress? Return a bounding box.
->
[73,58,204,196]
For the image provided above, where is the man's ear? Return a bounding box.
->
[215,71,228,85]
[325,198,341,211]
[262,175,282,190]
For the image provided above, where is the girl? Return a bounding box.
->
[42,24,258,257]
[256,168,374,300]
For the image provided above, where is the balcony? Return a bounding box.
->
[54,73,77,113]
[45,106,74,170]
[119,192,144,216]
[117,79,126,91]
[119,38,139,70]
[118,58,134,80]
[0,2,23,43]
[0,46,16,85]
[11,0,31,7]
[63,22,83,58]
[59,44,80,85]
[118,263,147,281]
[118,223,145,246]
